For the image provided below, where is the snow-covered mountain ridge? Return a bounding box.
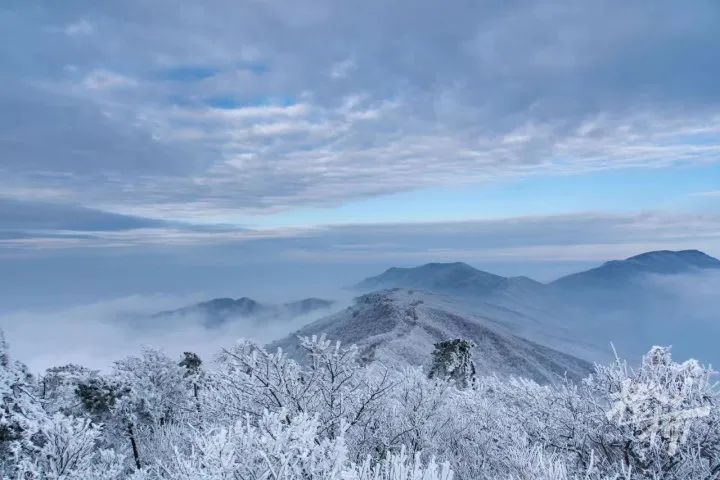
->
[274,249,720,375]
[271,288,593,384]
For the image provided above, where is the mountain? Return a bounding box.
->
[355,251,720,297]
[344,250,720,368]
[543,250,720,367]
[154,296,334,328]
[354,262,544,297]
[271,288,593,384]
[552,250,720,290]
[283,298,337,316]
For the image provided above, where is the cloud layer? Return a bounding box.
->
[3,209,720,260]
[2,0,720,219]
[0,294,341,372]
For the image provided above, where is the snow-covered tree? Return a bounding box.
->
[156,409,453,480]
[157,410,348,479]
[209,336,391,444]
[0,330,46,476]
[1,327,719,480]
[209,339,309,423]
[428,340,476,389]
[41,364,99,416]
[110,348,191,470]
[585,346,720,478]
[300,335,393,441]
[178,351,204,417]
[18,413,125,480]
[348,447,454,480]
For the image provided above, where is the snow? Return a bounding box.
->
[272,288,593,384]
[3,328,720,479]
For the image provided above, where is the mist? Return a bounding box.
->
[552,269,720,369]
[2,254,718,374]
[0,292,353,373]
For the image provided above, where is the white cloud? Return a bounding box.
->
[64,19,94,37]
[3,0,720,218]
[0,294,338,372]
[691,190,720,198]
[3,211,720,273]
[330,58,356,79]
[83,69,138,90]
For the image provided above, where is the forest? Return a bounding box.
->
[2,332,718,480]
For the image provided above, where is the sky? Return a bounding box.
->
[1,0,720,311]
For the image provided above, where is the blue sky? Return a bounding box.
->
[211,163,720,228]
[1,0,720,305]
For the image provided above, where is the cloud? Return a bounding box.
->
[0,198,166,232]
[2,247,719,373]
[330,58,356,79]
[63,19,94,37]
[602,270,720,366]
[0,79,206,180]
[82,69,137,90]
[2,0,719,218]
[2,210,719,275]
[691,190,720,198]
[0,294,341,372]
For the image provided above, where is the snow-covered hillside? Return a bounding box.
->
[272,288,592,383]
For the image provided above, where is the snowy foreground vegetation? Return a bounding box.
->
[2,332,719,480]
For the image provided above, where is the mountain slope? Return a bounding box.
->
[354,262,545,298]
[271,289,593,384]
[154,297,334,327]
[552,249,720,290]
[344,250,720,368]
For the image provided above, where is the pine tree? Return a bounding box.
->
[428,339,476,388]
[179,351,203,416]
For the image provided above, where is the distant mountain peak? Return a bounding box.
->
[353,261,549,299]
[425,261,473,268]
[381,262,476,275]
[153,296,335,327]
[354,261,507,294]
[625,249,720,265]
[199,297,258,308]
[553,249,720,289]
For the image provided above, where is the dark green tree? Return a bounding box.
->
[179,351,203,415]
[428,339,476,388]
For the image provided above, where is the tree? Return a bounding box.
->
[41,364,99,416]
[209,339,309,424]
[3,326,720,480]
[0,330,46,476]
[585,346,720,479]
[18,413,125,480]
[209,336,392,447]
[157,410,453,480]
[428,340,476,389]
[300,335,393,441]
[110,348,191,470]
[179,351,204,417]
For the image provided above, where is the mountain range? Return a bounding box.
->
[154,296,334,328]
[355,250,719,295]
[272,249,720,380]
[551,250,720,290]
